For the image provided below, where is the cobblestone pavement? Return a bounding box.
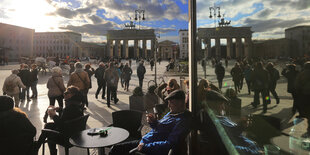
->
[0,59,305,154]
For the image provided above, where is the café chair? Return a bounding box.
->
[41,114,90,155]
[109,110,143,141]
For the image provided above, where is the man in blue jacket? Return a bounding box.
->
[109,90,192,155]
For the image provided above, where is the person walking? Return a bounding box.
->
[251,62,269,113]
[243,64,253,95]
[295,61,310,137]
[266,62,280,105]
[67,62,90,109]
[2,69,26,106]
[122,63,133,91]
[84,63,95,107]
[230,63,243,93]
[104,62,119,107]
[282,64,299,114]
[18,64,32,102]
[47,67,66,108]
[137,61,146,88]
[150,59,155,71]
[201,59,207,78]
[30,64,39,99]
[215,62,225,90]
[95,62,106,99]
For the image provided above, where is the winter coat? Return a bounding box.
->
[2,74,26,95]
[215,64,225,80]
[137,64,146,79]
[282,68,299,93]
[47,72,66,98]
[267,67,280,90]
[18,69,32,86]
[0,109,36,155]
[104,67,119,87]
[295,69,310,95]
[67,69,90,91]
[122,66,132,81]
[95,66,106,84]
[231,66,243,82]
[30,68,39,82]
[251,67,269,91]
[84,68,94,88]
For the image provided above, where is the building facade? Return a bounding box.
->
[252,38,298,58]
[285,26,310,56]
[179,29,188,59]
[77,42,106,58]
[0,23,34,61]
[33,32,82,58]
[158,40,179,60]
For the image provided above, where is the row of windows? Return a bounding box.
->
[34,46,71,51]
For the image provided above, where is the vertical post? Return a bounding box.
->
[226,37,232,58]
[134,40,139,59]
[124,40,129,58]
[151,39,155,59]
[236,37,242,58]
[189,0,198,154]
[206,38,211,58]
[143,39,147,59]
[215,37,221,59]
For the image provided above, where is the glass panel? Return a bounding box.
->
[195,0,309,154]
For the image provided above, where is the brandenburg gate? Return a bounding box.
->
[106,29,156,59]
[198,27,253,58]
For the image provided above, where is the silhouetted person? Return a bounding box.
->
[215,62,225,89]
[95,62,106,99]
[282,64,299,114]
[251,62,269,113]
[266,62,280,104]
[137,61,146,88]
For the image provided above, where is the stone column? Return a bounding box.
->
[107,39,113,58]
[244,37,252,58]
[206,38,211,58]
[123,40,129,58]
[215,38,221,58]
[134,40,139,58]
[236,37,242,58]
[143,39,147,59]
[151,39,155,59]
[226,37,232,58]
[115,40,121,58]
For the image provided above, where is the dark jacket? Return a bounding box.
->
[281,68,298,93]
[52,101,83,132]
[251,67,269,91]
[0,109,36,155]
[295,69,310,95]
[18,69,32,86]
[122,66,132,81]
[84,68,95,88]
[266,67,280,90]
[30,68,39,82]
[231,66,242,82]
[137,64,146,79]
[215,64,225,80]
[95,66,106,84]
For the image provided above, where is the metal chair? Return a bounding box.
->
[41,114,90,155]
[109,110,143,142]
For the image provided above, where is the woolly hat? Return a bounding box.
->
[0,96,14,112]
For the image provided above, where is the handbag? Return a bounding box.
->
[52,77,64,98]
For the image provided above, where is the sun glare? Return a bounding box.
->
[7,0,59,31]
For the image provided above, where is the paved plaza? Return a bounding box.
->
[0,59,304,154]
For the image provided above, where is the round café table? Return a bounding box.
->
[69,127,129,155]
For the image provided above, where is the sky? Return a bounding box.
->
[0,0,309,43]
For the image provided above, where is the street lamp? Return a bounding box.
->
[135,9,145,29]
[154,32,160,86]
[209,5,221,27]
